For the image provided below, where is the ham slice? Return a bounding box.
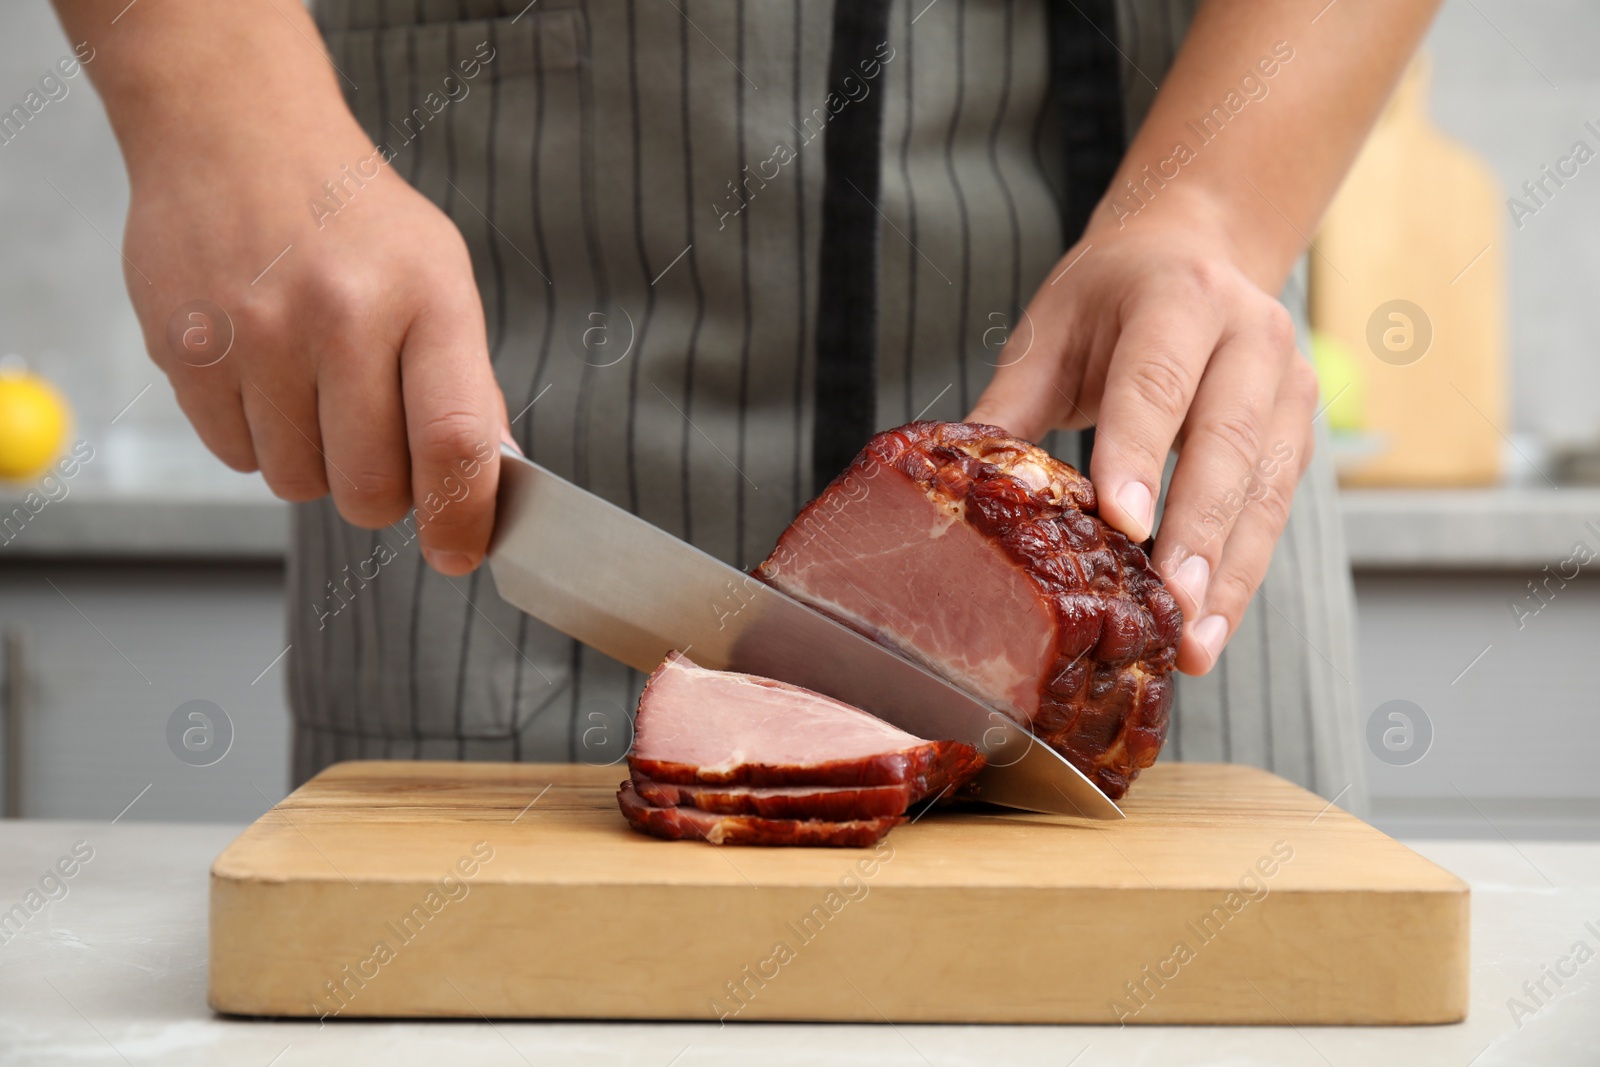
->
[631,777,923,820]
[618,780,903,847]
[626,653,985,790]
[755,421,1181,799]
[617,654,984,846]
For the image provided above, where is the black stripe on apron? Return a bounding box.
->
[811,0,895,491]
[811,0,1127,486]
[1049,0,1126,466]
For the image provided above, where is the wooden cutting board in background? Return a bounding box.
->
[209,761,1468,1025]
[1312,53,1507,486]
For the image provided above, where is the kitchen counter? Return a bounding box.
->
[6,470,1599,569]
[0,492,288,559]
[0,427,285,560]
[3,418,1596,567]
[2,820,1596,1066]
[1339,487,1600,569]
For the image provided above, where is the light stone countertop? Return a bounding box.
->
[1,819,1597,1066]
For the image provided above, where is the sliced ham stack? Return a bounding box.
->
[755,421,1182,799]
[618,653,984,847]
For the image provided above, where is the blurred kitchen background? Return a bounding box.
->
[0,1,1595,836]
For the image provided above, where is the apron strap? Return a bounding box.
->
[812,0,896,492]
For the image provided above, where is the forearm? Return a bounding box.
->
[1089,0,1441,291]
[49,0,365,188]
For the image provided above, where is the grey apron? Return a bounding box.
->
[298,0,1367,814]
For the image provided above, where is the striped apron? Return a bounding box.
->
[299,0,1367,814]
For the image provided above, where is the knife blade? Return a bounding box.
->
[486,446,1122,819]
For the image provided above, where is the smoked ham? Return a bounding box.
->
[618,781,903,848]
[618,654,983,846]
[632,778,924,820]
[625,654,985,790]
[756,421,1181,799]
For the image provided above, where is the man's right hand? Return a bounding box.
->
[56,0,509,576]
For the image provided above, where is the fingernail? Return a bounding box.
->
[499,428,524,456]
[1190,614,1229,665]
[1172,554,1210,606]
[424,549,476,575]
[1116,481,1154,539]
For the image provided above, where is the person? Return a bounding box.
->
[54,0,1441,814]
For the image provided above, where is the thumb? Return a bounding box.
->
[399,293,504,576]
[966,350,1067,444]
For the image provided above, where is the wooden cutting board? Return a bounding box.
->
[209,761,1468,1025]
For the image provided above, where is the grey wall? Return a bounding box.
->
[0,1,1596,447]
[0,2,164,437]
[1426,0,1600,446]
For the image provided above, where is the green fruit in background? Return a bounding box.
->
[1310,330,1365,433]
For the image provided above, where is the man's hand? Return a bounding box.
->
[968,0,1440,675]
[56,0,508,575]
[126,142,508,575]
[969,204,1317,676]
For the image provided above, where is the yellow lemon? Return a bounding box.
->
[0,370,70,481]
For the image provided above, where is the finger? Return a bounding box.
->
[1089,292,1225,543]
[318,346,411,528]
[172,381,258,473]
[966,330,1077,442]
[1151,304,1296,618]
[966,282,1101,441]
[1176,357,1319,675]
[241,371,331,503]
[399,289,503,576]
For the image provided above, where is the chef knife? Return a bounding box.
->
[486,446,1123,819]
